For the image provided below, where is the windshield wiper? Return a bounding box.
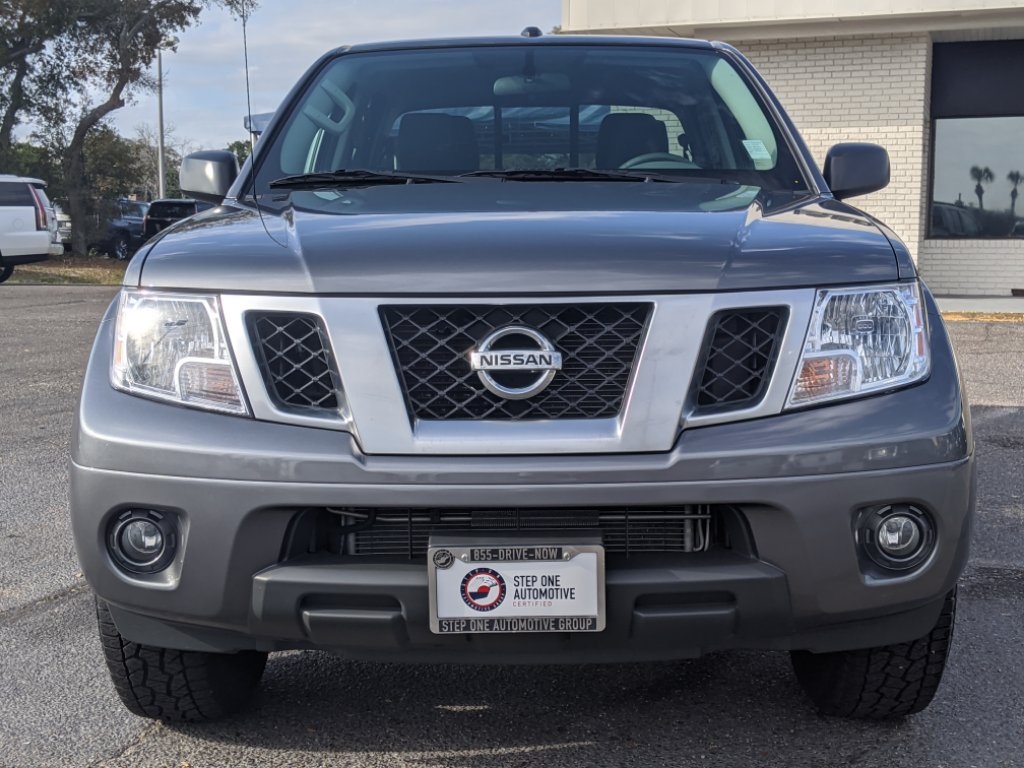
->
[269,169,460,190]
[460,168,673,182]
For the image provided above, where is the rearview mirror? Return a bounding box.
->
[823,143,890,200]
[494,73,571,97]
[179,150,239,205]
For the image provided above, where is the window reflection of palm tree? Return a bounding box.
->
[1009,170,1023,219]
[970,165,995,209]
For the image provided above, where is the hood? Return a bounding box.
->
[137,183,900,294]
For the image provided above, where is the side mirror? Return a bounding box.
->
[823,143,890,200]
[179,150,239,205]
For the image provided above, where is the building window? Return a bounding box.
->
[929,42,1024,239]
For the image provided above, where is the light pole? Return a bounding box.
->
[156,37,178,200]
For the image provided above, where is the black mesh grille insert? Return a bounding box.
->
[380,304,651,421]
[695,308,787,411]
[332,507,714,558]
[249,312,340,413]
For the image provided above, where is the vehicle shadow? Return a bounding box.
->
[165,649,924,766]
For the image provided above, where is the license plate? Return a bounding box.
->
[428,539,605,634]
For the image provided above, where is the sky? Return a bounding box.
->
[110,0,561,153]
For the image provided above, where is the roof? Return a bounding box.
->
[562,0,1024,40]
[0,174,46,187]
[329,33,715,58]
[244,112,274,134]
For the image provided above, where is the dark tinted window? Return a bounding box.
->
[932,41,1024,119]
[150,202,196,219]
[0,182,34,206]
[929,43,1024,239]
[121,202,148,218]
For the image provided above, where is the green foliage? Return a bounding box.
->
[84,124,147,198]
[227,139,251,167]
[0,0,261,253]
[5,141,63,196]
[0,0,83,166]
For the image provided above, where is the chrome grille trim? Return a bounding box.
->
[218,291,815,453]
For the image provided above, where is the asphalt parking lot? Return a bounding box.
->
[1,284,1022,768]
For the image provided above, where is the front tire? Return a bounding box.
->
[791,589,956,719]
[0,265,12,283]
[96,598,267,722]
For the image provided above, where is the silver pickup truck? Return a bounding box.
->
[71,33,974,723]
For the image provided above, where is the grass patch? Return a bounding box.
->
[7,254,128,286]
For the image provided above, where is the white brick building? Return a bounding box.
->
[561,1,1024,296]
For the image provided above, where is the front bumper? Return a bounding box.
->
[75,454,973,661]
[71,296,974,661]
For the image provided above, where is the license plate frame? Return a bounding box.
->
[427,533,606,635]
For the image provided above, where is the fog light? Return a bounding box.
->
[876,515,922,558]
[120,520,164,564]
[108,509,178,574]
[860,504,934,572]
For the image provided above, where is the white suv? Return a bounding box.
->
[0,174,63,283]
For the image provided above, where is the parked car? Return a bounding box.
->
[97,199,148,260]
[0,174,62,283]
[142,198,213,239]
[73,34,974,723]
[931,202,981,238]
[53,202,72,247]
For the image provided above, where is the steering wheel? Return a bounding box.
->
[618,152,700,170]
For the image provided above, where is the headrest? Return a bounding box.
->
[396,113,479,173]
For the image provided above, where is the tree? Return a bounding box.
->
[1009,170,1023,219]
[58,1,209,254]
[135,122,184,199]
[5,140,63,196]
[85,124,148,198]
[970,165,995,210]
[2,0,258,253]
[226,139,250,167]
[0,1,84,168]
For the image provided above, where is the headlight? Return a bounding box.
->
[111,290,249,415]
[787,281,929,408]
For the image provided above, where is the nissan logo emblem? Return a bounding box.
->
[469,326,563,400]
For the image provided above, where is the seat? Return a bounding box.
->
[595,113,669,169]
[396,113,479,173]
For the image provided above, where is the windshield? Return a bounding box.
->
[252,45,808,196]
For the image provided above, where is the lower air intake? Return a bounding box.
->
[305,506,716,559]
